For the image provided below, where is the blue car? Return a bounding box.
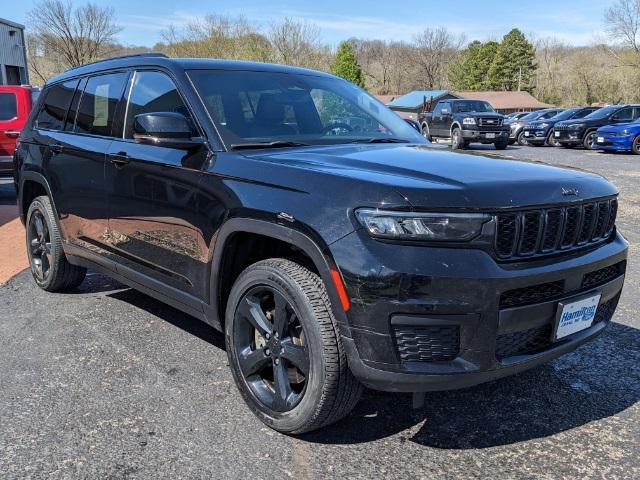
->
[593,119,640,153]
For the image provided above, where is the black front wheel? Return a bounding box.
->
[583,131,597,150]
[225,259,362,434]
[494,140,509,150]
[26,196,86,291]
[547,130,560,147]
[517,131,528,146]
[632,135,640,155]
[421,124,432,141]
[451,128,467,150]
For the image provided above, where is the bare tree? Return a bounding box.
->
[412,28,465,89]
[28,0,121,71]
[604,0,640,65]
[268,18,327,69]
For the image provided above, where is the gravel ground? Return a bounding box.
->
[1,146,639,479]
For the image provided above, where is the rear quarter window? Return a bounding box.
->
[0,93,17,121]
[36,80,79,130]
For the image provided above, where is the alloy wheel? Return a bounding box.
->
[28,209,52,281]
[233,285,310,413]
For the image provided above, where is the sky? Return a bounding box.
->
[7,0,613,47]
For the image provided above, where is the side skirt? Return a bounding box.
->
[64,242,222,331]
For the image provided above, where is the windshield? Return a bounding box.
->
[188,69,425,148]
[548,108,580,121]
[583,105,619,120]
[520,111,540,121]
[454,101,494,113]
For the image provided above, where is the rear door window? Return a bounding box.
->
[614,107,634,122]
[0,93,17,121]
[35,80,79,130]
[75,72,128,137]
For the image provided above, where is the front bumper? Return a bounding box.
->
[330,230,628,392]
[593,133,633,151]
[0,155,13,177]
[461,128,509,143]
[523,127,551,144]
[554,129,586,146]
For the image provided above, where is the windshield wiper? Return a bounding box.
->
[347,138,410,144]
[229,141,311,150]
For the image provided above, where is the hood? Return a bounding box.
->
[461,111,504,118]
[597,122,640,133]
[244,144,617,210]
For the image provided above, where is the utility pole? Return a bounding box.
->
[517,66,522,92]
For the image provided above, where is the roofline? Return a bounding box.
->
[0,17,25,30]
[46,56,338,85]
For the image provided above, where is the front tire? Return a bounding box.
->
[517,130,528,146]
[26,195,86,291]
[583,131,597,150]
[225,258,362,434]
[421,123,432,141]
[632,135,640,155]
[547,130,560,146]
[451,128,467,150]
[494,140,508,150]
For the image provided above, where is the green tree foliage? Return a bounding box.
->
[448,40,499,90]
[487,29,537,91]
[331,42,365,87]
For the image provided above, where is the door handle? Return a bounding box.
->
[50,143,64,154]
[110,152,130,166]
[4,130,20,138]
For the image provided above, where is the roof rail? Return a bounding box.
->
[66,52,169,71]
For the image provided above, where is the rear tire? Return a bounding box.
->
[26,196,86,292]
[225,258,362,434]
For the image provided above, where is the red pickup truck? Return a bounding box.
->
[0,85,39,177]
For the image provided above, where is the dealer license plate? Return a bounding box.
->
[524,131,530,137]
[554,294,601,340]
[555,131,560,137]
[597,136,605,143]
[485,133,495,139]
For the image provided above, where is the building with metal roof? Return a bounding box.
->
[0,18,28,85]
[387,89,553,115]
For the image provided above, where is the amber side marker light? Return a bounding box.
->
[330,269,350,312]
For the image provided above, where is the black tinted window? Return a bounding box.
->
[76,72,128,137]
[0,93,17,121]
[36,80,78,130]
[124,71,191,139]
[614,107,633,122]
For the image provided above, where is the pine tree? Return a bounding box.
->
[331,42,365,88]
[487,29,536,91]
[449,40,499,90]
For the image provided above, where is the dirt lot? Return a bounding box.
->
[0,146,639,479]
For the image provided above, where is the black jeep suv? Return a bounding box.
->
[554,104,640,149]
[14,54,628,434]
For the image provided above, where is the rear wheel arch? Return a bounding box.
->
[209,218,348,330]
[19,173,56,225]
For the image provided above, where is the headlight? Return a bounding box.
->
[355,209,490,241]
[569,123,586,130]
[462,117,476,125]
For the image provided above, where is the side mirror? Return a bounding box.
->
[133,112,204,149]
